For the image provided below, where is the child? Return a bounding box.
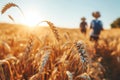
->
[90,11,103,42]
[80,17,88,35]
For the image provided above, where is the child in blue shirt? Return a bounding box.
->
[90,11,103,42]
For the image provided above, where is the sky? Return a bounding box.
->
[0,0,120,29]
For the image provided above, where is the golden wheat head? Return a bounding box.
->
[1,3,19,14]
[42,20,61,42]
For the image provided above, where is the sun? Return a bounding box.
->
[22,8,41,27]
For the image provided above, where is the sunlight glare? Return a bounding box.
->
[23,8,41,27]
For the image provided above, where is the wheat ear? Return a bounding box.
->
[42,21,60,42]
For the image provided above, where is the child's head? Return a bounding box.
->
[81,17,86,21]
[92,11,101,19]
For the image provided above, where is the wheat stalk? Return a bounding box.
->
[0,60,13,80]
[75,41,90,72]
[1,3,18,14]
[42,21,60,42]
[2,41,11,53]
[75,73,91,80]
[29,73,40,80]
[66,71,73,80]
[39,50,51,73]
[8,15,15,22]
[29,50,51,80]
[48,67,58,80]
[0,63,5,80]
[64,32,72,41]
[1,2,24,17]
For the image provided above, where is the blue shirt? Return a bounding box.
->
[90,19,103,36]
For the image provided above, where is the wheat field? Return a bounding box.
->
[0,22,120,80]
